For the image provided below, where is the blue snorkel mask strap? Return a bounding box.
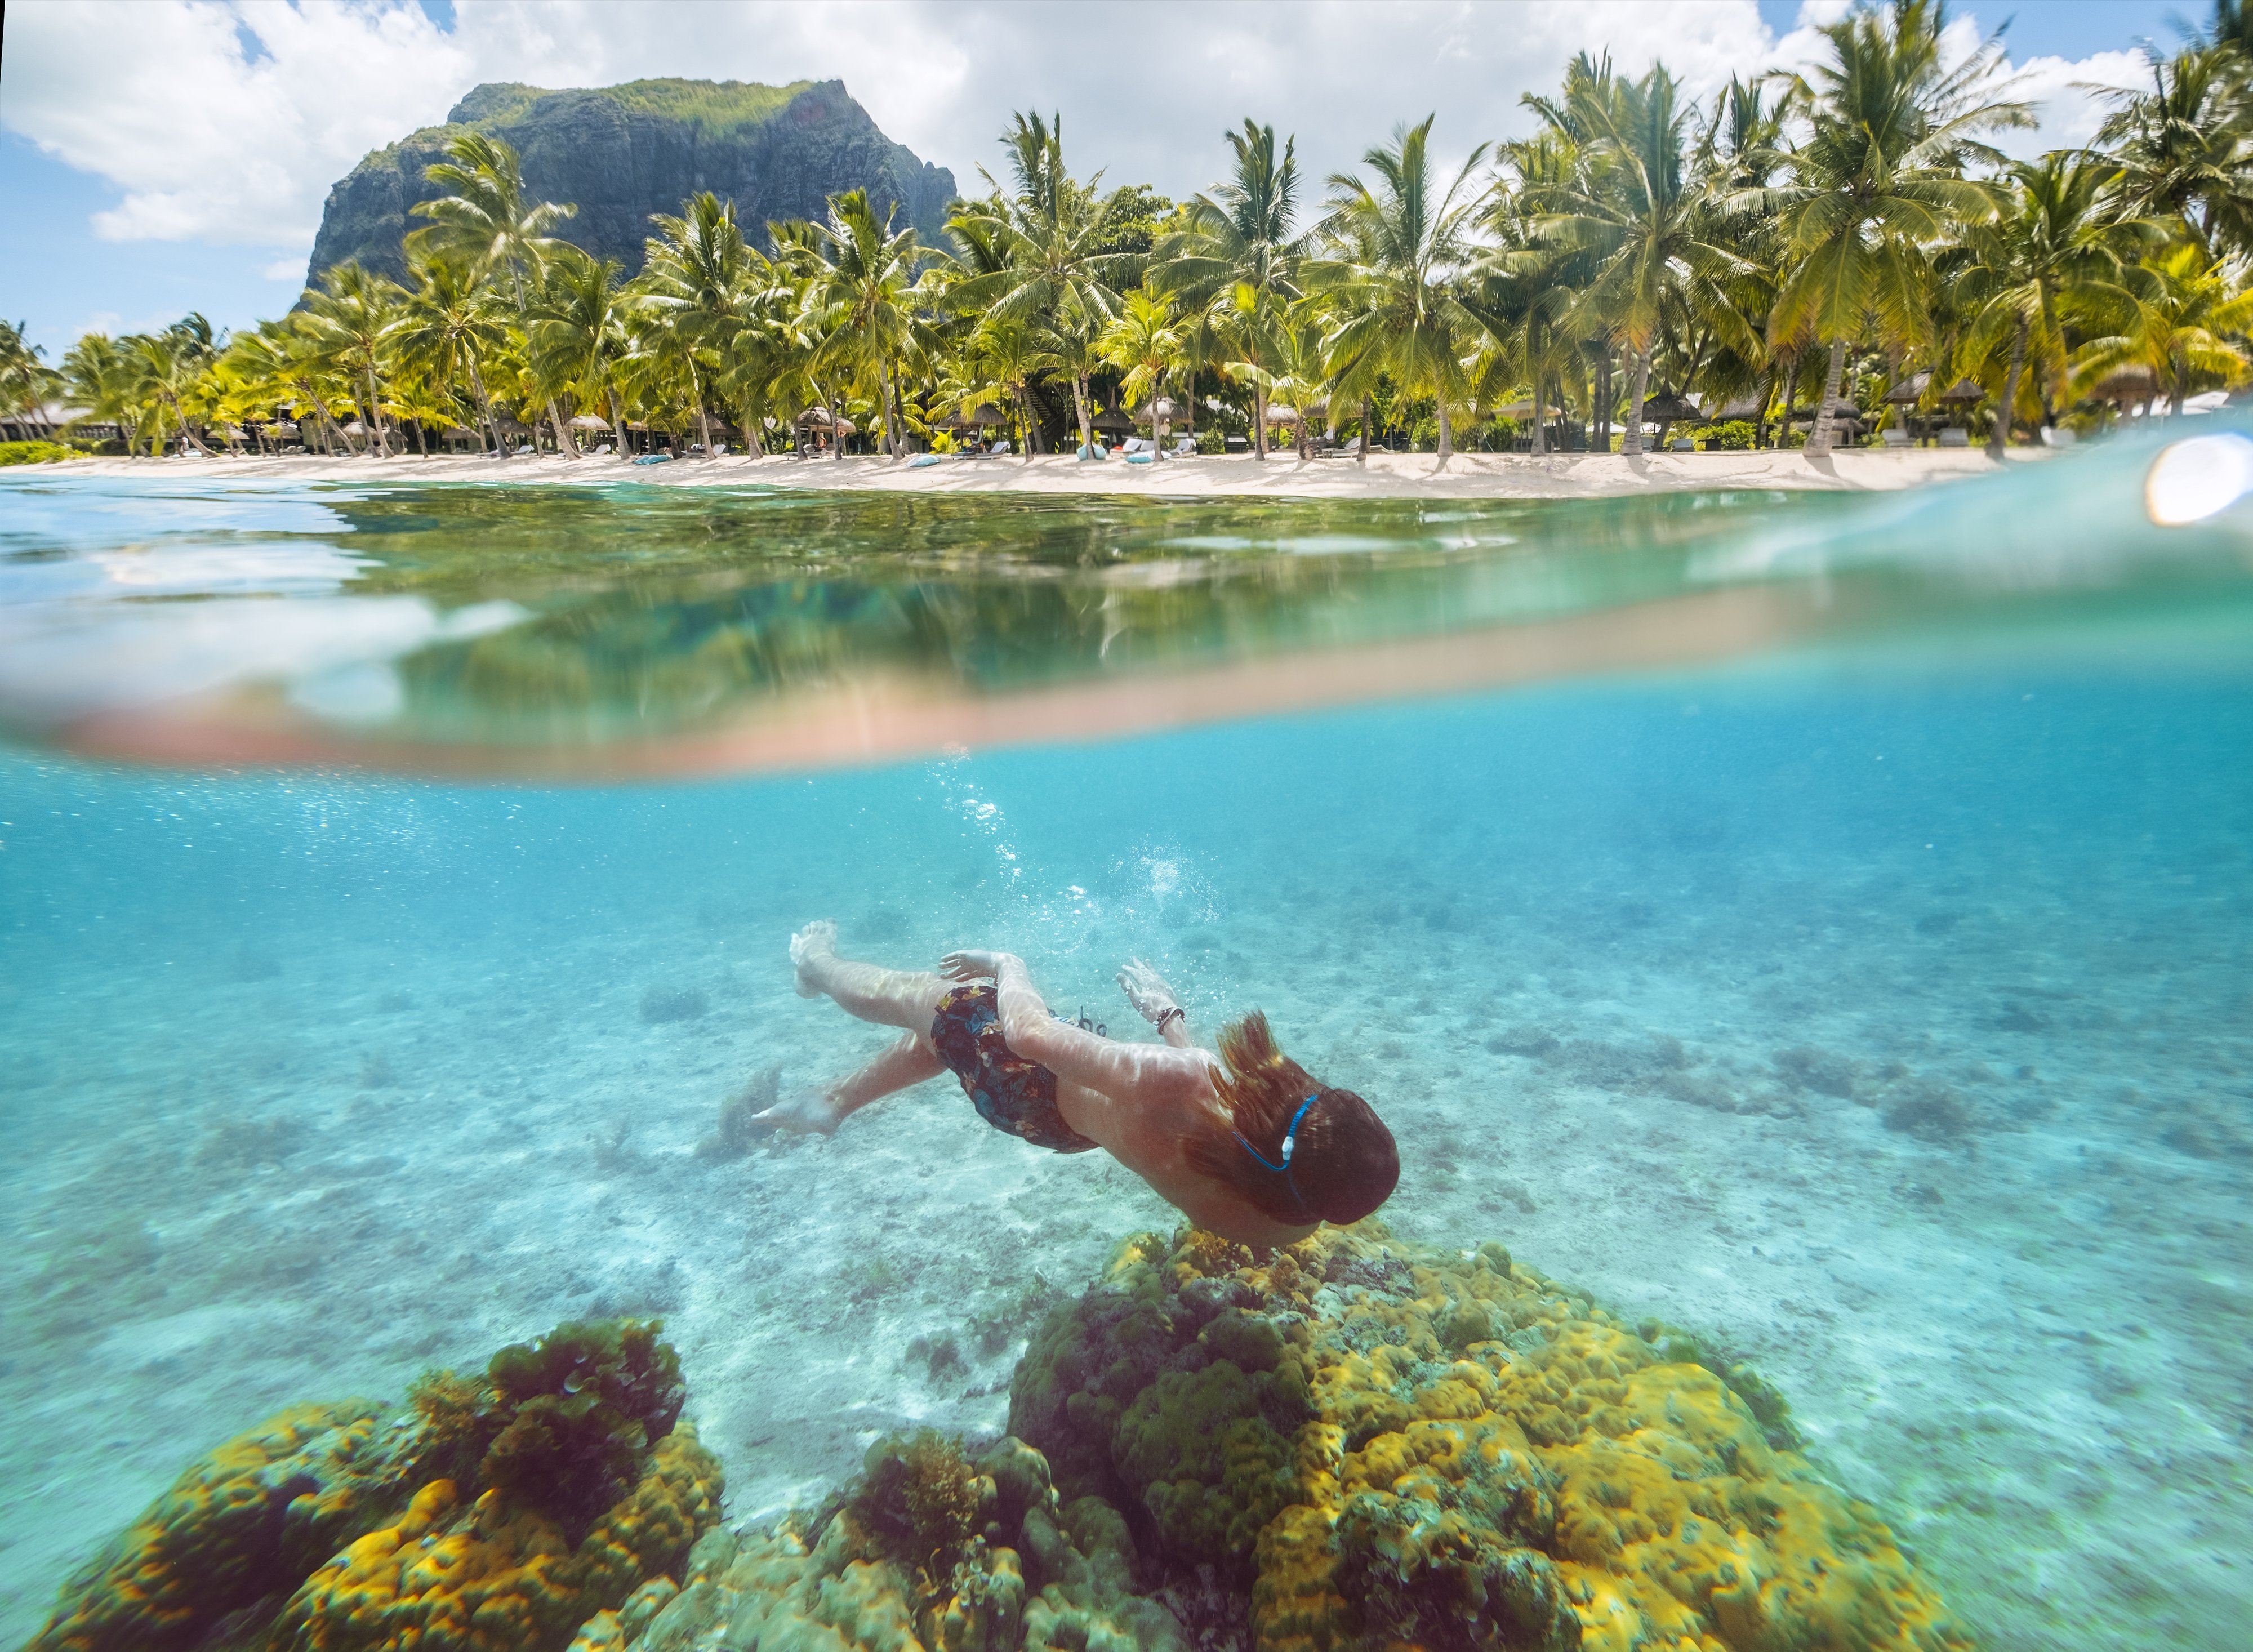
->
[1235,1094,1319,1219]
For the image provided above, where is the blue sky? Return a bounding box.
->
[0,0,2194,361]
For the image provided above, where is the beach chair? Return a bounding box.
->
[1668,437,1695,452]
[1937,428,1970,448]
[1880,427,1911,448]
[1168,436,1196,457]
[987,439,1012,456]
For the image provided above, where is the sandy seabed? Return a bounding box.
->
[52,444,2019,499]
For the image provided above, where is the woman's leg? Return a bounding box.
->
[790,919,948,1031]
[754,1030,946,1137]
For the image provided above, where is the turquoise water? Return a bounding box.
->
[2,447,2249,1650]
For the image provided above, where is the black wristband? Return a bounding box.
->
[1155,1006,1184,1032]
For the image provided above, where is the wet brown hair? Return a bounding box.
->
[1186,1011,1399,1227]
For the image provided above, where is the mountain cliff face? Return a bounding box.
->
[305,78,956,284]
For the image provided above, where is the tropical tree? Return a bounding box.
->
[61,333,142,450]
[1756,0,2028,455]
[1096,288,1183,452]
[2073,242,2253,416]
[2094,43,2253,261]
[528,246,632,452]
[390,253,513,453]
[1312,116,1490,459]
[638,192,755,458]
[800,187,929,457]
[1155,120,1310,457]
[0,320,56,430]
[1520,61,1758,456]
[297,263,402,455]
[949,113,1138,456]
[408,132,577,456]
[123,317,221,456]
[1950,153,2141,453]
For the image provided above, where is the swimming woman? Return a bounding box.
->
[760,921,1399,1247]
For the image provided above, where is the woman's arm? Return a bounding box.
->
[941,950,1208,1098]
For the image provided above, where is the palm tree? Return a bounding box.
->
[62,333,143,451]
[390,254,513,453]
[123,317,221,456]
[1154,120,1310,458]
[529,246,631,455]
[0,320,56,432]
[2073,242,2253,417]
[1097,288,1183,452]
[1756,0,2028,456]
[639,192,754,458]
[408,132,577,458]
[1311,117,1489,460]
[949,113,1138,457]
[2095,44,2252,262]
[297,263,403,456]
[1520,62,1758,457]
[799,188,929,458]
[1951,153,2140,455]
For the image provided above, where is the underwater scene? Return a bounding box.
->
[1,443,2249,1652]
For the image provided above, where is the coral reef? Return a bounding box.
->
[26,1320,715,1652]
[570,1432,1184,1652]
[25,1400,421,1652]
[1007,1223,1971,1652]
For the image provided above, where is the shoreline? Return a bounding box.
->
[28,446,2027,499]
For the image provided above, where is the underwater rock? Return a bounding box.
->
[26,1319,717,1652]
[1007,1223,1971,1652]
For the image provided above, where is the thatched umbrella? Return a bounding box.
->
[970,403,1007,426]
[1640,390,1702,423]
[1938,379,1984,406]
[569,413,611,432]
[1090,410,1132,435]
[1882,371,1933,405]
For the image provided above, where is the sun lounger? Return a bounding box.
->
[1168,437,1195,457]
[1937,428,1970,448]
[1881,428,1911,448]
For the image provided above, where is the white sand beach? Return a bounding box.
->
[48,446,2022,498]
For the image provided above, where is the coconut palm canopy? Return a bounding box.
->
[46,1,2253,462]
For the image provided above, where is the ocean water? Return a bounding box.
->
[1,447,2249,1650]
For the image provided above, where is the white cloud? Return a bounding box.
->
[1993,49,2152,158]
[0,0,2172,257]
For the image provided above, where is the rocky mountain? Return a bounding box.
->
[304,78,956,285]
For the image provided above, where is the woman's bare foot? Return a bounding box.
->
[749,1085,847,1138]
[790,919,839,998]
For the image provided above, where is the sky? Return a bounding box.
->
[0,0,2196,358]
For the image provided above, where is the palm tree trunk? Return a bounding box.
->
[1595,347,1612,451]
[359,371,389,457]
[2170,345,2188,418]
[467,362,506,458]
[1807,334,1849,457]
[1988,317,2029,458]
[1622,349,1653,458]
[167,392,216,456]
[1779,355,1800,449]
[1754,362,1777,450]
[1017,386,1032,462]
[741,399,764,459]
[1071,372,1092,458]
[609,388,629,457]
[1530,367,1547,456]
[553,397,580,460]
[1254,381,1268,460]
[1359,394,1372,466]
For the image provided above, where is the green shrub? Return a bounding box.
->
[1706,420,1757,449]
[0,440,79,466]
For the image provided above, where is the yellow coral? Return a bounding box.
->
[1068,1225,1971,1652]
[27,1400,411,1652]
[271,1422,723,1652]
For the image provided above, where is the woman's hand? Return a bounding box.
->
[941,949,1012,982]
[1116,957,1181,1026]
